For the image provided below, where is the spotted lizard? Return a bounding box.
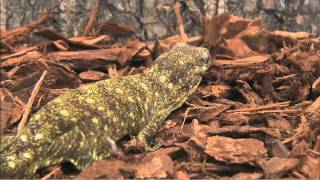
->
[0,42,210,178]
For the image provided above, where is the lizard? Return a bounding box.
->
[0,42,210,178]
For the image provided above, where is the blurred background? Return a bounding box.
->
[1,0,319,40]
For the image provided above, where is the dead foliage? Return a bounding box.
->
[0,5,319,180]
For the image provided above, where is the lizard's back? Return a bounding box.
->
[0,42,210,178]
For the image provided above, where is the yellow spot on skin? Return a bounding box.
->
[128,96,134,102]
[23,152,32,159]
[137,97,141,102]
[155,92,160,97]
[20,135,27,142]
[55,98,62,103]
[6,156,16,161]
[98,106,105,111]
[80,141,85,147]
[93,151,97,159]
[179,60,185,65]
[140,83,148,90]
[78,96,85,101]
[92,117,99,124]
[168,83,174,89]
[8,161,16,168]
[35,133,44,140]
[129,112,134,118]
[60,110,69,116]
[144,103,148,111]
[106,111,113,117]
[71,117,77,122]
[34,114,41,120]
[113,117,119,123]
[86,98,95,104]
[159,75,167,83]
[115,88,124,94]
[131,122,136,128]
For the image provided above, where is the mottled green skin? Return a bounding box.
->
[0,43,210,178]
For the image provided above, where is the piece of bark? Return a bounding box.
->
[75,160,127,179]
[0,89,14,134]
[2,8,52,44]
[79,70,107,82]
[96,21,136,37]
[207,125,281,139]
[300,154,320,179]
[34,28,100,50]
[82,0,99,36]
[136,154,174,179]
[261,157,299,178]
[235,80,264,104]
[212,55,271,68]
[0,46,38,60]
[205,136,267,165]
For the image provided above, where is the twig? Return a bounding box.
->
[174,1,188,42]
[227,101,290,113]
[40,166,61,180]
[233,109,302,115]
[107,64,119,79]
[17,70,47,136]
[180,108,191,133]
[83,0,100,36]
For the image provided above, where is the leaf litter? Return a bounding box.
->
[0,3,319,179]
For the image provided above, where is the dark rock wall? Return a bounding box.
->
[1,0,319,40]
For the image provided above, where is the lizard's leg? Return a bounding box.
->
[137,114,167,152]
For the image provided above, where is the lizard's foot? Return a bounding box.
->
[137,133,162,152]
[122,136,145,153]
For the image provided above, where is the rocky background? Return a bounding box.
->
[1,0,319,40]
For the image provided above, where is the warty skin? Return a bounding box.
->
[0,42,210,178]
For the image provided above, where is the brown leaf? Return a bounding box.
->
[205,136,267,165]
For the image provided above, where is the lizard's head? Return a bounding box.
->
[149,42,210,91]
